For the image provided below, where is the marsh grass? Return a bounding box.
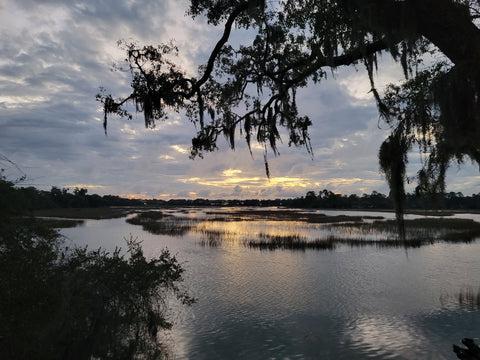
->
[245,233,430,250]
[440,287,480,310]
[126,211,199,236]
[247,234,336,250]
[198,230,225,247]
[458,287,480,309]
[326,218,480,243]
[205,209,384,224]
[126,208,480,250]
[201,215,480,250]
[328,236,428,248]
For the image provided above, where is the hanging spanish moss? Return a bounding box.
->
[379,128,409,240]
[99,1,480,237]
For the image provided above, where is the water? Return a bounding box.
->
[60,208,480,359]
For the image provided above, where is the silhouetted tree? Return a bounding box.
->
[304,190,317,207]
[99,0,480,224]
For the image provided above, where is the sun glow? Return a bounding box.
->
[64,184,105,189]
[171,145,189,154]
[179,174,312,189]
[119,192,148,199]
[222,169,243,177]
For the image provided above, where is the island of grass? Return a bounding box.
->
[122,208,480,250]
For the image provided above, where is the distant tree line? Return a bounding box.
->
[291,189,480,210]
[11,184,480,211]
[150,190,480,210]
[14,186,145,210]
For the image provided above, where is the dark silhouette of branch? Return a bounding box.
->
[454,338,480,359]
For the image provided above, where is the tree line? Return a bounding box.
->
[11,182,480,211]
[13,185,144,210]
[293,190,480,210]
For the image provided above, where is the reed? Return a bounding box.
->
[327,217,480,243]
[247,234,336,251]
[458,287,480,309]
[246,234,434,250]
[198,230,224,247]
[126,208,480,249]
[126,212,197,236]
[439,287,480,310]
[327,236,429,248]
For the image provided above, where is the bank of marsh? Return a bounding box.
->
[123,208,480,250]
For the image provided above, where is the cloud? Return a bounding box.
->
[171,145,190,154]
[64,184,105,189]
[222,169,243,177]
[233,185,242,195]
[1,0,477,199]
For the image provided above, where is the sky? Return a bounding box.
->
[1,0,480,200]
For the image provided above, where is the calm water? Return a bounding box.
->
[60,208,480,359]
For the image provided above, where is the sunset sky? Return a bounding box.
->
[1,0,480,200]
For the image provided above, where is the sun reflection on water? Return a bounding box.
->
[193,219,317,245]
[124,207,480,251]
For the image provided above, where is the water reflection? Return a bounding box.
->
[440,287,480,310]
[60,208,480,359]
[124,208,480,251]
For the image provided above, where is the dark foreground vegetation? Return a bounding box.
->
[0,177,193,360]
[454,338,480,360]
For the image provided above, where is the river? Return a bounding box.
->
[60,207,480,359]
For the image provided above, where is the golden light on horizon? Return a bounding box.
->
[268,177,311,188]
[178,174,312,189]
[64,184,105,189]
[222,169,243,177]
[119,192,148,199]
[313,178,384,187]
[194,218,317,246]
[197,177,264,187]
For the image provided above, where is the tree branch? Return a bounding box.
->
[187,1,250,98]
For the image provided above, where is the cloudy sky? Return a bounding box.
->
[1,0,479,200]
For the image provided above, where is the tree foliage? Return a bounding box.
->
[98,0,480,224]
[0,176,194,360]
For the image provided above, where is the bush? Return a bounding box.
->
[0,178,193,360]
